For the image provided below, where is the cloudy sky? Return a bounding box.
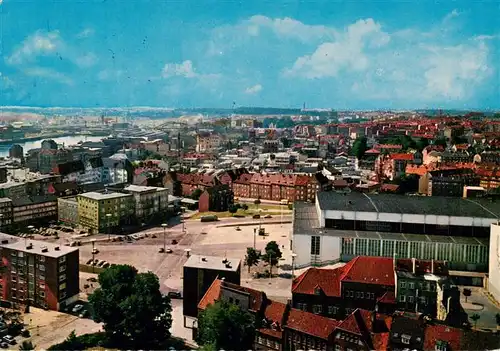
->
[0,0,499,109]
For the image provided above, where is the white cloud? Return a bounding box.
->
[97,69,124,81]
[245,84,262,94]
[285,18,390,78]
[7,30,61,65]
[77,28,95,39]
[75,53,97,68]
[22,67,73,85]
[162,60,198,78]
[443,9,460,23]
[245,15,337,42]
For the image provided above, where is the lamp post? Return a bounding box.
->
[161,223,167,253]
[105,213,112,241]
[26,225,34,246]
[291,253,297,279]
[91,239,97,274]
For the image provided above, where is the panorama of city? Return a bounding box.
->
[0,1,499,350]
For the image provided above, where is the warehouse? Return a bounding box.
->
[292,192,499,272]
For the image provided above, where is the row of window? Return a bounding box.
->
[256,336,279,350]
[400,281,435,292]
[399,295,427,304]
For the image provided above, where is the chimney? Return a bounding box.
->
[412,258,416,274]
[431,259,434,274]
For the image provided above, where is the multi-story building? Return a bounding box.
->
[183,255,241,322]
[196,132,223,153]
[198,184,233,212]
[375,153,414,181]
[232,173,253,199]
[0,198,13,231]
[248,173,318,202]
[11,195,58,228]
[419,169,480,197]
[0,233,79,311]
[8,144,23,159]
[57,197,79,226]
[77,192,134,233]
[122,185,169,222]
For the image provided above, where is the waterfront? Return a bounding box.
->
[0,135,104,158]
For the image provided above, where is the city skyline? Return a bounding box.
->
[0,0,499,109]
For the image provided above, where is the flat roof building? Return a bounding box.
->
[292,192,499,272]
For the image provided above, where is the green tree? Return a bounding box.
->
[244,247,261,273]
[415,138,430,152]
[18,341,35,351]
[228,205,238,216]
[434,137,447,148]
[350,136,368,159]
[470,313,480,329]
[197,300,255,351]
[88,265,172,349]
[254,198,261,206]
[262,241,282,277]
[191,188,203,200]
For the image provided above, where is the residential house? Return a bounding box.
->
[419,168,480,197]
[233,173,253,199]
[122,185,169,222]
[196,132,224,153]
[375,153,414,181]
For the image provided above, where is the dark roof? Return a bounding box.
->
[316,191,500,218]
[87,157,104,169]
[293,201,321,236]
[11,195,57,207]
[57,160,84,175]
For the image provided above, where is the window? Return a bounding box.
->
[400,295,406,302]
[408,296,414,303]
[59,274,66,282]
[59,265,66,273]
[311,236,320,255]
[402,335,411,345]
[38,256,45,262]
[356,292,360,298]
[297,303,307,311]
[409,282,415,289]
[257,336,264,344]
[40,291,45,297]
[59,282,66,290]
[38,265,45,272]
[400,281,406,288]
[312,305,322,314]
[360,292,364,298]
[328,306,338,315]
[335,345,341,351]
[59,256,66,263]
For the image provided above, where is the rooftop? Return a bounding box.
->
[184,254,241,272]
[78,191,132,201]
[0,233,78,258]
[316,191,500,218]
[123,184,167,193]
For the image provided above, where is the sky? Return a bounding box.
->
[0,0,499,110]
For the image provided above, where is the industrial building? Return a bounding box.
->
[292,192,499,272]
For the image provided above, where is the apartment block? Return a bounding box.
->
[77,191,134,233]
[0,233,79,311]
[122,185,169,221]
[57,197,79,226]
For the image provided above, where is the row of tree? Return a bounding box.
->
[244,241,282,276]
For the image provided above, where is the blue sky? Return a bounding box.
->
[0,0,499,109]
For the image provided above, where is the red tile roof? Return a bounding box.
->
[375,144,403,150]
[389,153,414,161]
[197,279,265,312]
[286,308,340,339]
[292,268,344,297]
[424,324,462,351]
[197,278,222,310]
[341,256,395,286]
[258,300,287,339]
[377,291,396,304]
[234,173,253,185]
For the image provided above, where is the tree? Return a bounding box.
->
[19,341,35,351]
[88,265,172,349]
[434,137,447,148]
[262,241,282,277]
[244,247,261,273]
[463,288,472,303]
[197,299,255,350]
[350,137,368,159]
[470,313,480,329]
[191,188,203,200]
[254,199,261,206]
[228,205,238,216]
[415,138,430,152]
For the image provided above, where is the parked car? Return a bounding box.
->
[91,248,99,254]
[103,262,110,268]
[87,277,97,282]
[79,310,88,318]
[97,260,106,267]
[253,214,260,219]
[86,258,93,265]
[264,215,272,219]
[0,341,8,348]
[158,247,165,253]
[3,335,15,345]
[72,304,84,314]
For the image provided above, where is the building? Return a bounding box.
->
[488,223,500,303]
[196,132,223,153]
[77,192,134,233]
[248,173,319,202]
[8,145,23,159]
[0,198,13,231]
[11,196,58,228]
[57,197,79,226]
[0,233,79,311]
[233,173,253,199]
[198,184,234,212]
[419,169,480,197]
[375,153,414,181]
[183,255,241,323]
[292,192,499,271]
[122,185,169,222]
